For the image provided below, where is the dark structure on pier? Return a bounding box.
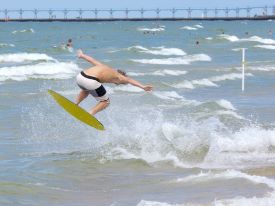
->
[0,5,275,21]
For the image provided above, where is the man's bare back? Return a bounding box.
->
[75,50,153,115]
[83,65,122,84]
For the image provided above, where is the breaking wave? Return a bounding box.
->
[218,34,275,44]
[12,28,35,34]
[127,46,186,56]
[0,53,55,63]
[218,34,240,42]
[0,62,80,82]
[254,44,275,50]
[138,170,275,206]
[137,27,165,32]
[180,26,198,30]
[131,54,211,65]
[128,69,187,77]
[170,73,253,89]
[0,43,15,48]
[110,45,186,56]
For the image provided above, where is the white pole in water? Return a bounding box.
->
[241,48,246,92]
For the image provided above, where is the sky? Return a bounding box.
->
[1,0,274,9]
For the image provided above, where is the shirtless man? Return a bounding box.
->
[76,50,153,115]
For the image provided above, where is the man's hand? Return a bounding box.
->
[77,49,84,58]
[76,50,103,66]
[143,85,153,92]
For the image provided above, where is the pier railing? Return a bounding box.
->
[0,6,274,21]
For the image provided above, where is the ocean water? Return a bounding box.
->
[0,20,275,206]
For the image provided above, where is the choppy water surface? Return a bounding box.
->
[0,20,275,206]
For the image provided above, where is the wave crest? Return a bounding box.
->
[0,62,80,81]
[131,54,211,65]
[0,53,55,63]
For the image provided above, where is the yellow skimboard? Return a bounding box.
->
[48,89,104,131]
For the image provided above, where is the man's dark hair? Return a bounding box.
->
[117,69,127,77]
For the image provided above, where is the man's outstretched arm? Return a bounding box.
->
[122,76,153,91]
[77,50,103,66]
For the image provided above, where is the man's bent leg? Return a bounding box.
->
[90,99,110,115]
[76,90,89,105]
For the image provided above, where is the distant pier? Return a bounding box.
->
[0,6,275,22]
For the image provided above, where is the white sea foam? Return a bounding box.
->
[128,69,187,77]
[137,200,213,206]
[216,110,243,119]
[171,73,253,89]
[194,24,204,28]
[0,43,15,48]
[210,73,253,82]
[172,80,195,89]
[66,47,74,53]
[188,124,274,167]
[205,37,213,40]
[254,44,275,50]
[198,127,275,169]
[114,85,144,93]
[232,48,244,51]
[30,89,275,170]
[173,74,229,88]
[175,170,275,205]
[212,127,275,154]
[169,121,275,168]
[180,26,198,30]
[137,200,183,206]
[246,65,275,72]
[145,47,186,56]
[138,195,275,206]
[218,34,240,42]
[232,65,275,72]
[153,91,185,101]
[127,72,147,76]
[192,100,240,120]
[153,69,187,76]
[128,46,186,56]
[102,116,275,168]
[176,170,275,188]
[219,34,275,44]
[12,28,35,34]
[52,44,74,53]
[131,54,211,65]
[127,45,148,51]
[0,62,80,81]
[137,27,165,32]
[216,195,275,206]
[0,53,55,63]
[216,99,236,110]
[243,36,275,44]
[191,79,218,87]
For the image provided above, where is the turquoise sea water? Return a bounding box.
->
[0,20,275,206]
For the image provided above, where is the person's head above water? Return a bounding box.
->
[66,39,73,47]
